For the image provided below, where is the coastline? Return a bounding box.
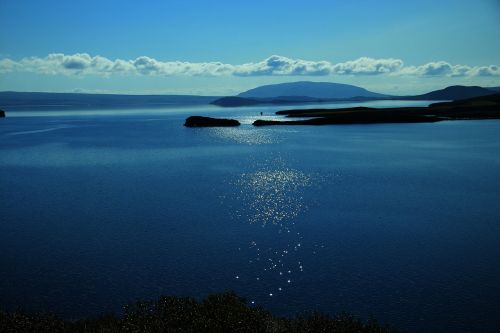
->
[252,93,500,126]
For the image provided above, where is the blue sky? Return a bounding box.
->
[1,0,499,95]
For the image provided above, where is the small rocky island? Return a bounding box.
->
[184,116,240,127]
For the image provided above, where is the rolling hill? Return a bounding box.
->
[238,81,387,99]
[399,85,497,101]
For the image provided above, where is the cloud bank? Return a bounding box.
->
[1,53,498,77]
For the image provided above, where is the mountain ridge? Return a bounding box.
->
[2,83,500,110]
[213,83,500,106]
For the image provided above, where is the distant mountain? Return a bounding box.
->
[213,83,500,107]
[211,81,388,107]
[399,85,497,101]
[4,84,500,111]
[0,92,219,110]
[238,81,387,99]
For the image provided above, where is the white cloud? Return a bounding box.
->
[0,53,235,77]
[332,57,404,75]
[233,55,404,76]
[0,58,22,72]
[233,55,331,76]
[398,62,500,77]
[0,53,498,78]
[416,61,455,76]
[469,65,500,77]
[400,61,471,77]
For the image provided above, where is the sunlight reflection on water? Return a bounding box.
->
[206,127,277,145]
[223,154,329,301]
[205,125,298,145]
[235,168,311,225]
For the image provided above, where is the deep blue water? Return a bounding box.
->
[1,101,500,332]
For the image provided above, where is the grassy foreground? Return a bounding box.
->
[0,291,399,332]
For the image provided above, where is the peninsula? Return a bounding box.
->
[253,93,500,126]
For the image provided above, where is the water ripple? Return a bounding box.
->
[206,127,275,145]
[235,168,311,225]
[205,126,298,145]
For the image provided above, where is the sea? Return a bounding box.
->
[1,100,499,332]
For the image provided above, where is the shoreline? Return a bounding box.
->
[252,93,500,126]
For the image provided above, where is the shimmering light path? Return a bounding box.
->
[207,124,334,302]
[220,149,327,302]
[235,160,312,226]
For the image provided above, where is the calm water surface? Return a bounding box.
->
[1,101,500,332]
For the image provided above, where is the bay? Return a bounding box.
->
[1,100,499,332]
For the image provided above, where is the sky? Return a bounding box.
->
[0,0,499,95]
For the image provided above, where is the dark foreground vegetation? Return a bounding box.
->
[253,93,500,126]
[0,292,399,333]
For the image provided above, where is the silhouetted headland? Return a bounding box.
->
[184,116,240,127]
[0,110,5,118]
[253,93,500,126]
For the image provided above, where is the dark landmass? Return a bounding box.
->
[238,81,387,99]
[396,85,497,101]
[253,112,441,126]
[211,95,381,107]
[212,83,500,107]
[253,93,500,126]
[0,291,399,333]
[0,92,219,111]
[184,116,240,127]
[0,109,5,117]
[3,84,499,111]
[211,81,389,107]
